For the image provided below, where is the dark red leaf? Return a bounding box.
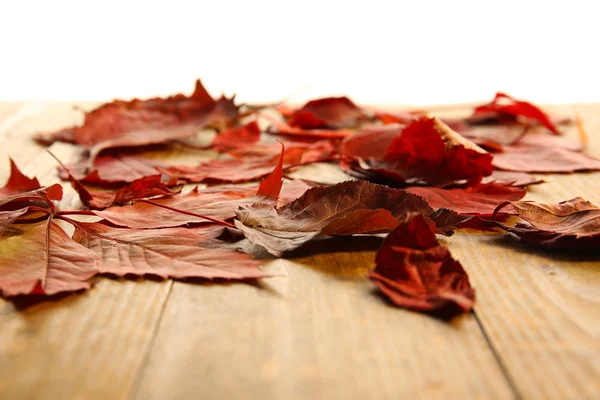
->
[342,118,493,187]
[469,92,560,134]
[493,197,600,248]
[287,97,366,129]
[369,214,475,318]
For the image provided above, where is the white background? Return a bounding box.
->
[1,1,599,105]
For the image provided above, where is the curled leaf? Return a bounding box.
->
[369,214,475,319]
[493,197,600,248]
[235,181,457,256]
[469,92,560,135]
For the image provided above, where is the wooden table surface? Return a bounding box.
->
[0,102,598,400]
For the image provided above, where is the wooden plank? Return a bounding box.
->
[0,103,173,399]
[134,249,514,398]
[444,104,600,399]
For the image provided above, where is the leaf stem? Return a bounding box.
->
[135,199,236,228]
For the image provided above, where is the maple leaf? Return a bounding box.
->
[0,219,101,296]
[492,197,600,248]
[70,221,265,280]
[342,118,494,187]
[469,92,560,134]
[286,97,366,129]
[234,181,459,256]
[369,214,475,319]
[0,159,41,197]
[406,182,526,217]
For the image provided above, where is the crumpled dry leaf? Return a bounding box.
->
[342,118,493,187]
[234,181,460,256]
[493,197,600,248]
[369,214,475,319]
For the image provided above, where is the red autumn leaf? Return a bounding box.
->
[43,80,239,164]
[469,92,560,134]
[341,124,403,160]
[0,219,101,296]
[257,141,284,200]
[58,154,168,184]
[287,97,366,129]
[368,214,475,319]
[92,176,311,231]
[52,152,179,210]
[0,184,63,212]
[164,140,337,184]
[492,197,600,248]
[211,120,261,152]
[93,185,257,229]
[77,174,179,210]
[0,159,41,197]
[406,182,526,217]
[342,118,493,187]
[491,144,600,173]
[234,180,459,256]
[70,221,266,280]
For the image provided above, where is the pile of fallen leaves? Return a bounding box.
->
[2,81,599,320]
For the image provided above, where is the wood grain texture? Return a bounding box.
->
[135,248,513,400]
